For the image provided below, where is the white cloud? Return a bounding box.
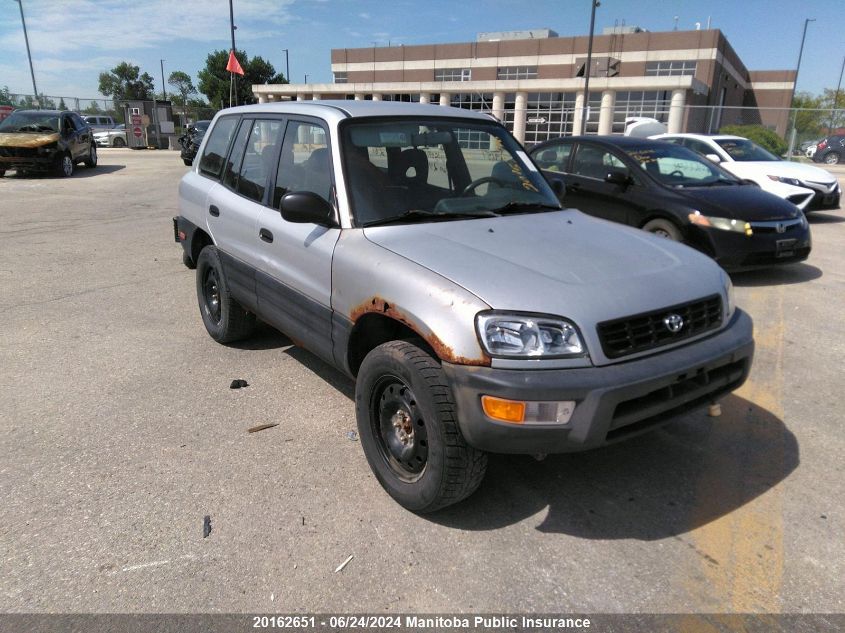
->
[359,12,371,19]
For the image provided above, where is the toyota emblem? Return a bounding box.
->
[663,313,684,333]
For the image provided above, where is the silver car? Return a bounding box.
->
[175,102,754,512]
[93,124,127,147]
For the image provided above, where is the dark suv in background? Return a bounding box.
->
[0,110,97,177]
[812,134,844,165]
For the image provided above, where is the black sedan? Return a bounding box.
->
[530,136,811,270]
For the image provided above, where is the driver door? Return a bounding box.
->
[565,142,636,226]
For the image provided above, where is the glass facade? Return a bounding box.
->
[435,68,472,82]
[611,90,672,133]
[644,60,697,76]
[523,92,577,145]
[333,72,347,84]
[496,66,538,80]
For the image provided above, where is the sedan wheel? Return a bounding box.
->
[113,137,126,148]
[84,144,98,168]
[57,154,74,177]
[824,152,840,165]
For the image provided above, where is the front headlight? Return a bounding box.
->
[689,211,753,236]
[476,312,585,358]
[721,271,735,321]
[767,175,803,187]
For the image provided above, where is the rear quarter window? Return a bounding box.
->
[199,117,239,180]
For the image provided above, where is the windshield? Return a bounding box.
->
[0,111,61,134]
[341,118,560,226]
[715,138,779,162]
[627,144,740,188]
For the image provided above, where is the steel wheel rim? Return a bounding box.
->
[371,375,429,482]
[202,268,221,324]
[825,154,838,164]
[652,228,671,238]
[62,156,73,176]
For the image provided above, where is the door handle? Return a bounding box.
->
[566,182,581,192]
[259,228,274,243]
[209,205,220,217]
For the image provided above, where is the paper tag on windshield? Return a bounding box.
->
[516,150,538,172]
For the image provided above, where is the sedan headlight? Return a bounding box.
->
[767,175,803,187]
[721,271,735,320]
[476,312,585,358]
[689,211,753,236]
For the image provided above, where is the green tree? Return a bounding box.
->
[197,49,286,107]
[83,102,103,114]
[58,97,67,110]
[0,86,13,106]
[719,124,788,156]
[820,87,845,133]
[167,70,197,107]
[98,62,155,100]
[791,91,824,140]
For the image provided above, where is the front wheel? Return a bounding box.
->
[356,340,487,513]
[56,153,74,177]
[824,152,841,165]
[195,246,256,343]
[84,143,97,168]
[642,218,682,241]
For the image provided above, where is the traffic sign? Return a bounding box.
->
[131,114,142,125]
[133,126,143,138]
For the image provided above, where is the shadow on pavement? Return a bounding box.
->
[430,394,799,539]
[731,263,821,287]
[806,211,844,224]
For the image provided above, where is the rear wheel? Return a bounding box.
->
[823,151,841,165]
[643,218,682,241]
[113,137,126,148]
[183,159,193,166]
[195,246,255,343]
[84,143,97,168]
[356,340,487,513]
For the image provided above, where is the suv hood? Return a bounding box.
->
[364,209,726,362]
[0,132,60,148]
[674,185,801,221]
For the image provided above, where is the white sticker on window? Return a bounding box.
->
[516,150,538,172]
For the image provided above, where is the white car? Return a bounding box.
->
[651,133,841,212]
[93,124,127,148]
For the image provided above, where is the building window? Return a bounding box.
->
[435,68,471,82]
[381,94,421,102]
[333,72,347,84]
[644,60,696,77]
[611,90,672,134]
[496,66,538,80]
[450,93,493,148]
[523,92,577,145]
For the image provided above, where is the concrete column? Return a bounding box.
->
[258,94,268,104]
[312,93,321,100]
[296,93,306,101]
[371,93,381,101]
[598,90,615,135]
[439,93,450,106]
[512,91,527,143]
[668,88,686,133]
[572,92,584,135]
[419,93,430,104]
[492,91,505,121]
[267,94,276,102]
[354,93,365,100]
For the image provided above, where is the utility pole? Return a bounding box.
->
[282,49,290,83]
[579,0,600,135]
[13,0,39,105]
[229,0,237,106]
[786,18,815,160]
[831,56,845,134]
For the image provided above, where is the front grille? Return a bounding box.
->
[749,218,804,234]
[597,295,722,359]
[0,146,37,159]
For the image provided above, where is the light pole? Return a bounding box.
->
[830,56,845,135]
[228,0,237,106]
[579,0,600,135]
[160,59,167,102]
[282,49,290,83]
[786,17,815,160]
[12,0,39,105]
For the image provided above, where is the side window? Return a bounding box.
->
[62,115,74,133]
[199,117,239,180]
[222,118,253,191]
[273,121,330,208]
[237,119,284,203]
[684,139,712,156]
[71,114,87,130]
[534,144,572,172]
[571,145,627,180]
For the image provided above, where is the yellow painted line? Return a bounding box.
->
[681,286,786,615]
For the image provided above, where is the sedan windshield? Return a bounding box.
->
[715,138,779,162]
[341,118,560,226]
[0,111,61,134]
[627,144,740,188]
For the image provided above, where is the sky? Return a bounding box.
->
[1,0,843,102]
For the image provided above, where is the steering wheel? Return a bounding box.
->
[460,176,508,196]
[669,170,684,178]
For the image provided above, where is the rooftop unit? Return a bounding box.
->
[477,29,558,42]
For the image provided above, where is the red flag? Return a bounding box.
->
[226,50,244,76]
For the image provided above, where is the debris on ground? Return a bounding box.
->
[707,402,722,417]
[230,379,249,389]
[203,515,212,538]
[334,555,354,573]
[346,431,359,441]
[247,423,279,433]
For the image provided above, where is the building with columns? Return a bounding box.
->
[253,27,795,145]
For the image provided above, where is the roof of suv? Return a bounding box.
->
[222,100,498,125]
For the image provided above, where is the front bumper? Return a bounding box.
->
[0,154,56,172]
[443,310,754,454]
[688,220,811,270]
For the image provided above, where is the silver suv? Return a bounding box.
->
[175,102,754,512]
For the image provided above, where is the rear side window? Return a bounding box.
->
[571,145,627,180]
[222,118,253,191]
[199,117,239,179]
[238,119,284,203]
[534,143,572,172]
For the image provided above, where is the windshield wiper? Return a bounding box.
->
[487,201,561,215]
[363,209,499,227]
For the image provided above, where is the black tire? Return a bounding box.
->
[642,217,682,241]
[823,151,841,165]
[84,143,97,168]
[182,250,196,270]
[195,246,256,343]
[183,159,193,167]
[113,137,126,148]
[56,153,74,177]
[0,169,5,178]
[356,340,487,513]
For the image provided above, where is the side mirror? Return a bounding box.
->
[549,178,566,199]
[704,153,722,163]
[605,170,631,187]
[280,191,332,225]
